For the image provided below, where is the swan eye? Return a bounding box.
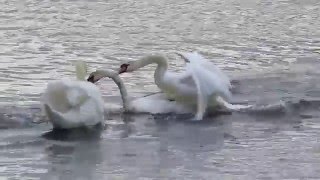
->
[119,63,129,74]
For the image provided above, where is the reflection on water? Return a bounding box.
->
[43,140,104,180]
[42,124,105,141]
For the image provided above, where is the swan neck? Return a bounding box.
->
[140,55,168,68]
[139,55,168,87]
[113,76,129,111]
[100,71,129,110]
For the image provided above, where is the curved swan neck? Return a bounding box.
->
[98,70,129,111]
[137,55,168,87]
[113,76,129,111]
[139,55,168,68]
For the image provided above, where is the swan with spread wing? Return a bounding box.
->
[115,52,249,120]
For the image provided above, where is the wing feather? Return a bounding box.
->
[181,52,232,120]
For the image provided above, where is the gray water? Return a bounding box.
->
[0,0,320,179]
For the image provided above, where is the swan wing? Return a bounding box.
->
[161,71,197,99]
[181,52,232,120]
[44,104,85,129]
[180,52,231,100]
[76,81,105,123]
[188,52,231,88]
[65,81,104,109]
[184,62,210,120]
[65,87,89,108]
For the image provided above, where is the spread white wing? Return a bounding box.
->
[179,52,232,120]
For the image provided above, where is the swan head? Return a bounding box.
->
[118,62,136,74]
[118,55,168,74]
[87,70,118,83]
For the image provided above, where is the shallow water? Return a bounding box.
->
[0,0,320,179]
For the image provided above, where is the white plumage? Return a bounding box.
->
[41,61,104,129]
[117,52,242,120]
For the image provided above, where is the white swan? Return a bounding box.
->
[87,70,191,114]
[116,52,238,120]
[41,61,105,129]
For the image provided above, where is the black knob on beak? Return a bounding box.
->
[87,75,95,83]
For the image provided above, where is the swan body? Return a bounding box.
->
[117,52,234,120]
[87,70,191,114]
[41,61,104,129]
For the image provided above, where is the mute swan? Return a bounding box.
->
[41,61,105,129]
[116,52,234,120]
[87,70,191,114]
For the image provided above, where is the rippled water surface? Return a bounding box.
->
[0,0,320,179]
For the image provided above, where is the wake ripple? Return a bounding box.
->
[233,98,320,115]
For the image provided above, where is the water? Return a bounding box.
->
[0,0,320,179]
